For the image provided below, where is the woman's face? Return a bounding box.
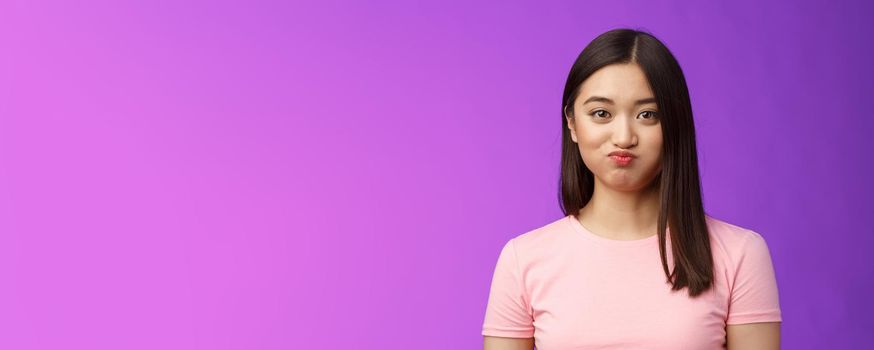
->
[566,62,663,192]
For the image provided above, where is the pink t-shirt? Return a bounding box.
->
[482,214,782,349]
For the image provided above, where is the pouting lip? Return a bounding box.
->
[608,151,636,158]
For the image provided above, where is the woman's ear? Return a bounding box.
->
[565,106,578,143]
[567,120,578,143]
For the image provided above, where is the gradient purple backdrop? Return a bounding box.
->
[1,0,872,349]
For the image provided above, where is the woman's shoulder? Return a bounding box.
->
[507,215,575,246]
[496,215,585,266]
[705,214,767,241]
[704,213,774,264]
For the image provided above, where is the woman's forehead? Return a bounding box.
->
[578,64,653,101]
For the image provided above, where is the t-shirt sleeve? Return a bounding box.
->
[726,230,783,325]
[482,238,535,338]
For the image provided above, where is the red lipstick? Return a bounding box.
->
[608,151,636,166]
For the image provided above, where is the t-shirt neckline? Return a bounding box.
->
[566,214,660,247]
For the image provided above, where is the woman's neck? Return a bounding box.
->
[577,181,661,240]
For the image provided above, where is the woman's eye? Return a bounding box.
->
[640,111,658,119]
[591,110,610,119]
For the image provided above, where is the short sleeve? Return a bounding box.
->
[726,231,782,325]
[482,238,535,338]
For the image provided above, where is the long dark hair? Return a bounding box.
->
[559,28,714,297]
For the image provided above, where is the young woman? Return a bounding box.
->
[482,28,782,350]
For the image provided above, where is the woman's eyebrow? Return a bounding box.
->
[583,96,657,106]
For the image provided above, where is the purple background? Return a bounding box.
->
[1,0,872,349]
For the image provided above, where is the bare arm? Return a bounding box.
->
[726,322,780,350]
[483,336,534,350]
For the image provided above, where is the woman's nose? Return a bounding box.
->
[611,115,636,146]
